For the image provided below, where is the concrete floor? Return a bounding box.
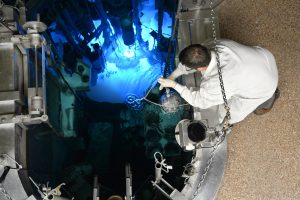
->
[216,0,300,199]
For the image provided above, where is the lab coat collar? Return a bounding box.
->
[202,51,216,77]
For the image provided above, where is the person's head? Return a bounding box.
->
[179,44,211,71]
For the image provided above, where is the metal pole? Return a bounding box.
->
[163,0,183,77]
[42,43,46,115]
[125,164,132,200]
[151,181,172,200]
[34,45,38,96]
[161,178,175,191]
[155,162,162,183]
[93,176,99,200]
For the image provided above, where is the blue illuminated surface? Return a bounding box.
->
[50,23,68,43]
[86,0,172,103]
[123,49,135,58]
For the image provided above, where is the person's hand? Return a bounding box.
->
[158,78,177,90]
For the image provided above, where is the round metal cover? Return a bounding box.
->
[23,21,47,33]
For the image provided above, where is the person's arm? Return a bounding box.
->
[167,73,178,81]
[167,63,196,80]
[167,68,182,80]
[158,63,197,90]
[158,79,225,109]
[173,83,225,109]
[158,78,177,90]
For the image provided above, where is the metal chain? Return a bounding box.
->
[209,0,231,128]
[190,0,232,198]
[0,183,13,200]
[191,132,226,198]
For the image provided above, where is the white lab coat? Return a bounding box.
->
[173,40,278,124]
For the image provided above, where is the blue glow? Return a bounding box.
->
[93,19,102,29]
[79,34,85,41]
[88,32,105,49]
[126,94,144,110]
[87,38,163,103]
[123,49,135,58]
[50,23,68,43]
[162,12,172,37]
[133,23,136,35]
[86,0,172,103]
[107,19,115,35]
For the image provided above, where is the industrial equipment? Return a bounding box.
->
[0,0,229,200]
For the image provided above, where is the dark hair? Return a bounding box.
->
[179,44,211,69]
[187,122,206,142]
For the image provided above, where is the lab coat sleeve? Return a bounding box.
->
[169,63,196,79]
[174,83,226,109]
[169,68,183,79]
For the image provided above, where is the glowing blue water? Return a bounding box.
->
[87,49,163,103]
[87,0,172,103]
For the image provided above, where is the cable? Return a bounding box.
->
[0,21,14,32]
[131,78,189,110]
[4,5,19,12]
[0,0,20,12]
[0,154,22,170]
[52,65,84,104]
[141,24,171,37]
[143,98,163,107]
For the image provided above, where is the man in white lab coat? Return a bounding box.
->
[158,40,279,124]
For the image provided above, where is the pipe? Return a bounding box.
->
[163,0,183,77]
[42,44,46,115]
[34,45,39,96]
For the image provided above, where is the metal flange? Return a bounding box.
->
[22,21,47,34]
